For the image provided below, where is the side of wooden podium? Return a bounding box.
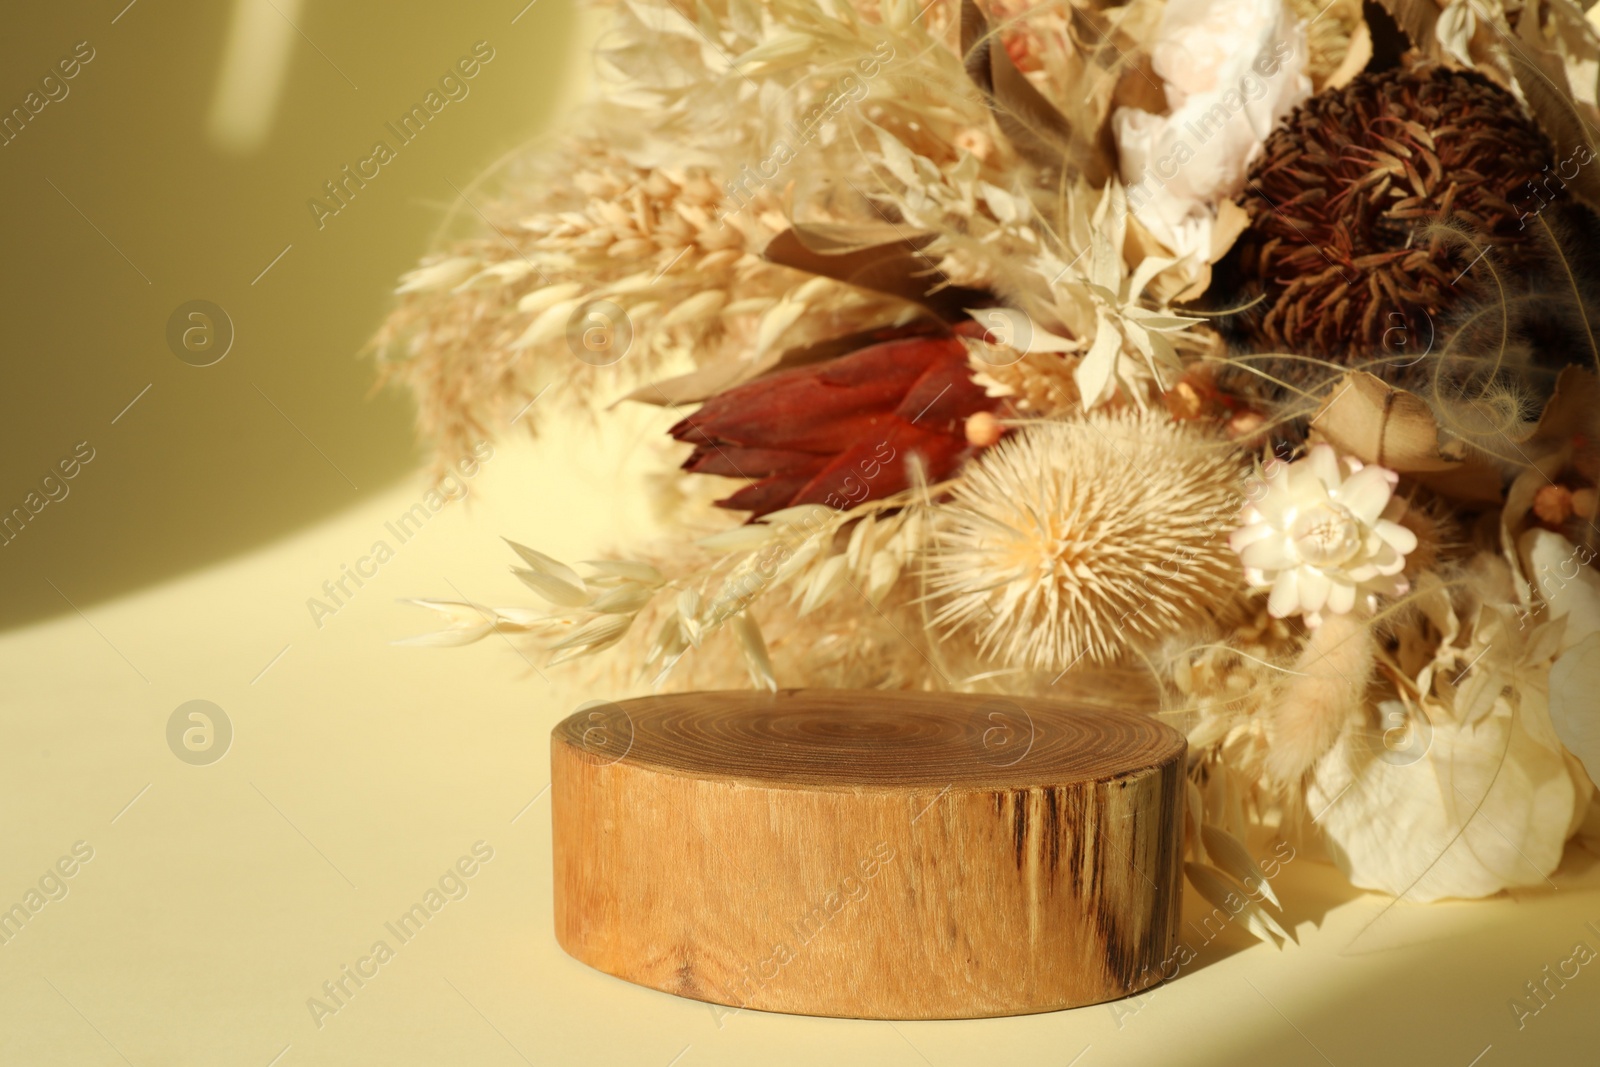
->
[551,695,1184,1019]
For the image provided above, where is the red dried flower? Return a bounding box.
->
[671,335,1001,517]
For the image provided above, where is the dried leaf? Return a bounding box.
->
[516,281,585,315]
[547,613,632,655]
[1074,307,1120,408]
[586,584,655,615]
[1551,632,1600,788]
[1520,528,1600,649]
[504,540,585,589]
[866,550,901,603]
[1325,17,1372,91]
[1184,862,1290,944]
[646,613,688,665]
[580,560,664,584]
[395,257,476,294]
[731,612,778,691]
[514,567,591,608]
[798,554,847,615]
[699,525,780,553]
[1368,0,1439,58]
[1525,367,1600,457]
[967,307,1075,353]
[393,599,494,647]
[762,228,986,322]
[1201,824,1283,909]
[959,0,1080,174]
[1308,718,1576,901]
[1310,372,1460,472]
[755,296,809,355]
[1507,52,1600,216]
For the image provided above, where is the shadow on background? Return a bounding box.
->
[0,0,576,631]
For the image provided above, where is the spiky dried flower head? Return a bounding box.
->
[928,409,1248,672]
[1231,64,1554,370]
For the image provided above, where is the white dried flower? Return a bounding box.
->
[1230,443,1417,627]
[1112,0,1310,260]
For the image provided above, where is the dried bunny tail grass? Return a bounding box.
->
[927,409,1249,672]
[1263,612,1376,788]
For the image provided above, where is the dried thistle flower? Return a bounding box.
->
[928,410,1247,672]
[1231,64,1554,369]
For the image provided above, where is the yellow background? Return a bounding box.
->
[3,2,1600,1065]
[0,0,577,631]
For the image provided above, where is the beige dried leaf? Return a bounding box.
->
[1184,862,1290,945]
[1551,633,1600,789]
[1310,373,1461,472]
[1324,17,1372,91]
[1307,706,1579,901]
[513,567,590,609]
[1367,0,1439,55]
[1201,824,1283,910]
[731,612,778,691]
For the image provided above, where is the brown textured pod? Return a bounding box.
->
[550,689,1186,1019]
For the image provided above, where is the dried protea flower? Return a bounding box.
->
[1230,65,1554,370]
[671,335,1002,517]
[927,410,1247,672]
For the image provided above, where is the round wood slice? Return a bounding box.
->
[550,688,1186,1020]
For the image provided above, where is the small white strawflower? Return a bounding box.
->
[1230,444,1417,627]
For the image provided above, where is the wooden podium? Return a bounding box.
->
[551,689,1186,1019]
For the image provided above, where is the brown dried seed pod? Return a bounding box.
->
[1230,65,1555,371]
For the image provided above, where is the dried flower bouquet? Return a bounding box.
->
[379,0,1600,928]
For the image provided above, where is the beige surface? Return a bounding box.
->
[6,3,1600,1061]
[4,422,1600,1066]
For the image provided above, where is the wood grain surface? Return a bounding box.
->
[551,688,1185,1019]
